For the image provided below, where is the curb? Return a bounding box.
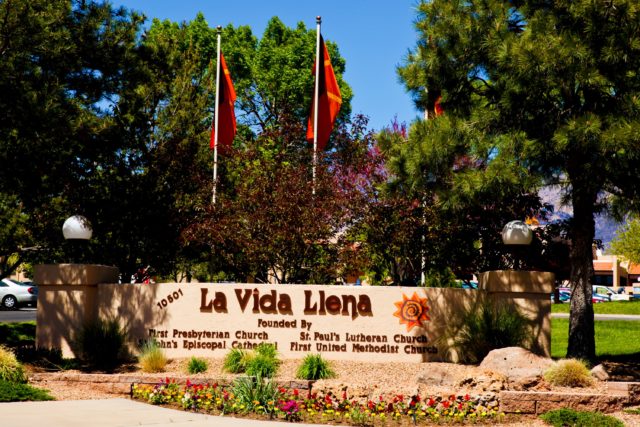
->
[499,382,640,414]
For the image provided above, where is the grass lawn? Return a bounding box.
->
[551,318,640,359]
[551,300,640,315]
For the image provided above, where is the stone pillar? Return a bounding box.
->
[34,264,119,357]
[478,270,554,357]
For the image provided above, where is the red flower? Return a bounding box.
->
[293,389,299,397]
[342,391,347,400]
[449,394,455,401]
[279,387,286,394]
[442,400,450,409]
[464,393,470,401]
[458,402,463,410]
[427,398,436,407]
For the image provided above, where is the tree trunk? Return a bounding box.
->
[566,179,597,362]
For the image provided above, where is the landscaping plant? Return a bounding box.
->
[296,353,335,380]
[453,303,530,363]
[138,340,167,373]
[132,380,506,425]
[0,345,26,383]
[231,376,280,414]
[186,356,208,374]
[544,359,594,388]
[75,318,127,371]
[246,354,279,379]
[540,408,623,427]
[223,348,251,374]
[223,344,280,378]
[0,379,54,402]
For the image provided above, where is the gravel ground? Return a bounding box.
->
[30,358,640,426]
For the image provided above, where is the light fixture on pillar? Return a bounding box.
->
[62,215,93,263]
[502,220,532,270]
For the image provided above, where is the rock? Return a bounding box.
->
[479,347,554,383]
[590,364,610,381]
[414,365,458,386]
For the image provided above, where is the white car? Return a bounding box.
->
[0,278,38,309]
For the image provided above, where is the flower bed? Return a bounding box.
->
[132,377,507,425]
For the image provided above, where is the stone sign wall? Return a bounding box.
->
[34,265,552,362]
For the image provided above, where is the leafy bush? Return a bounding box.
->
[223,344,280,378]
[231,376,280,413]
[246,354,279,379]
[0,345,26,383]
[223,348,252,373]
[540,408,623,427]
[0,379,54,402]
[296,353,335,380]
[187,356,208,374]
[544,359,594,387]
[138,340,167,373]
[0,322,35,347]
[255,343,278,359]
[453,302,530,363]
[75,318,127,371]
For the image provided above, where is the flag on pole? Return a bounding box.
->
[434,95,444,116]
[210,53,237,150]
[306,35,342,151]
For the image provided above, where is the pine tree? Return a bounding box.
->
[399,0,640,361]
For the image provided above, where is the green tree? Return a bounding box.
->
[398,1,640,360]
[610,217,640,264]
[0,0,154,276]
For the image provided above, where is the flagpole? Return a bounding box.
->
[312,16,321,196]
[212,26,222,205]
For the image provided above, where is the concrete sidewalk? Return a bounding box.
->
[0,398,323,427]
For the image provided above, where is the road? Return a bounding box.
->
[0,307,36,323]
[551,313,640,321]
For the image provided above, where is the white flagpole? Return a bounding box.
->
[312,16,321,196]
[212,26,222,205]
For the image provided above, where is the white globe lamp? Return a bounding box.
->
[62,215,93,240]
[501,220,532,245]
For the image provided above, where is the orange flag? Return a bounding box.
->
[306,36,342,150]
[210,53,236,150]
[434,95,444,116]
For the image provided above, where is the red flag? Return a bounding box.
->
[434,95,444,116]
[210,53,236,150]
[306,36,342,150]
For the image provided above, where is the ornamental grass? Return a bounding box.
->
[132,379,505,425]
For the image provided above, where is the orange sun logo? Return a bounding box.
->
[393,292,430,332]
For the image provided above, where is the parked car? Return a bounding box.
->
[0,278,38,309]
[593,285,630,302]
[551,287,571,303]
[618,286,640,300]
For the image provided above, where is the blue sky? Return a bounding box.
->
[115,0,422,132]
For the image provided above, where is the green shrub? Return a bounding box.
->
[75,318,127,371]
[0,322,35,347]
[0,345,26,383]
[296,353,335,380]
[540,408,623,427]
[223,348,252,374]
[231,376,280,413]
[544,359,594,387]
[453,302,530,363]
[138,340,167,373]
[0,379,54,402]
[187,356,208,374]
[255,342,278,359]
[246,354,279,379]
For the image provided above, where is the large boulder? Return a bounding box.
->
[480,347,554,388]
